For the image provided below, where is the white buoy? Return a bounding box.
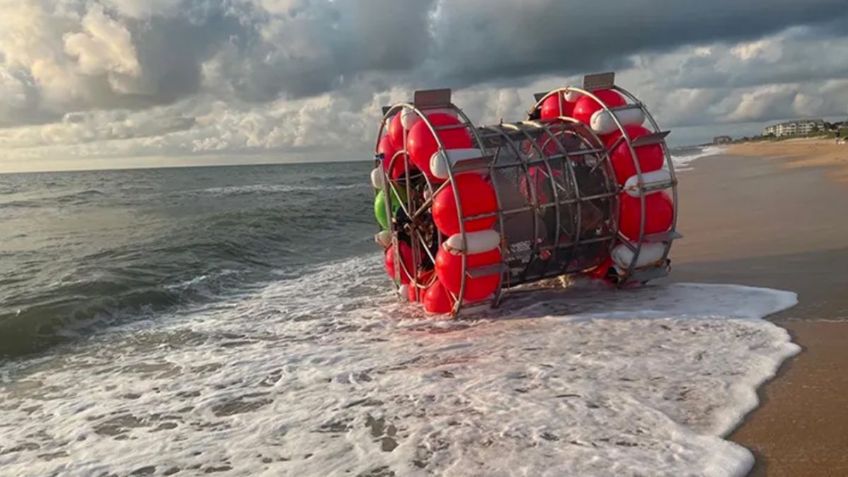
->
[370,167,385,190]
[563,90,583,102]
[443,230,501,255]
[374,230,392,248]
[612,242,666,270]
[429,148,485,179]
[590,107,645,135]
[622,170,672,197]
[398,284,410,302]
[400,107,420,131]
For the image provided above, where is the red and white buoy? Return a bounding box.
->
[406,112,472,182]
[533,78,677,282]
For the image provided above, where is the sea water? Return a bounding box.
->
[0,161,796,476]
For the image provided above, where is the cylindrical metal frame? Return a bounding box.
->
[374,80,676,317]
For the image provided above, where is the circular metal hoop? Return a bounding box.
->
[528,85,679,285]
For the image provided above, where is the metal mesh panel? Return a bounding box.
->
[478,121,618,286]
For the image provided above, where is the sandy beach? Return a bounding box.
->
[668,143,848,476]
[727,137,848,181]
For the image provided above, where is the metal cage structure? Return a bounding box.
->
[373,72,679,316]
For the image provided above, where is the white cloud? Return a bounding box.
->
[1,0,848,171]
[64,5,140,78]
[731,38,782,62]
[726,85,797,122]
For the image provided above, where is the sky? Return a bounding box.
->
[2,0,848,173]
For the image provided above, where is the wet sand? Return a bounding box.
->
[665,152,848,475]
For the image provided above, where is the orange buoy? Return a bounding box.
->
[406,113,472,181]
[540,92,575,119]
[572,89,626,126]
[432,173,498,236]
[423,280,455,314]
[618,191,674,240]
[604,125,664,185]
[435,247,502,302]
[385,241,414,284]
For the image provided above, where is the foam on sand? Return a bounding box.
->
[0,255,798,476]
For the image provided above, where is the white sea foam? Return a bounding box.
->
[671,146,727,172]
[0,255,798,477]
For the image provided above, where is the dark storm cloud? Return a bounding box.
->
[3,0,847,126]
[127,10,246,103]
[208,0,437,101]
[426,0,848,86]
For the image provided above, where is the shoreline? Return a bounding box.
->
[668,149,848,475]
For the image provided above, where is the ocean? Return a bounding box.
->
[0,162,376,356]
[0,153,799,476]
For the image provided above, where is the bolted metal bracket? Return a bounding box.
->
[583,72,615,91]
[414,89,452,109]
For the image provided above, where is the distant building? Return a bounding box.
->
[713,135,732,144]
[763,119,825,137]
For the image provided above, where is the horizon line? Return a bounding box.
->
[0,157,374,176]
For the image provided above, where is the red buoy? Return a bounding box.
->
[406,113,472,181]
[603,125,664,185]
[540,92,575,119]
[435,247,501,302]
[572,89,626,126]
[378,135,410,180]
[432,173,498,236]
[408,270,435,302]
[387,113,405,150]
[619,192,674,240]
[588,256,616,282]
[385,241,414,284]
[423,280,455,314]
